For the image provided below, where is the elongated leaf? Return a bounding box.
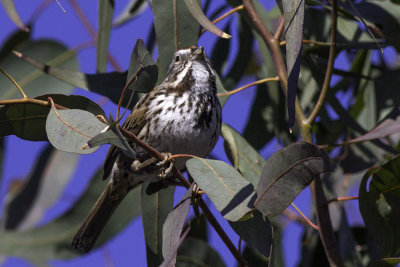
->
[0,168,141,262]
[186,158,255,221]
[46,108,107,154]
[221,123,266,187]
[162,184,193,266]
[283,0,305,130]
[229,210,273,259]
[2,145,54,230]
[255,142,333,217]
[152,0,200,81]
[183,0,231,39]
[1,0,29,31]
[113,0,148,27]
[97,0,114,72]
[0,94,105,141]
[141,181,175,267]
[0,28,30,60]
[336,113,400,146]
[359,155,400,257]
[1,41,78,100]
[176,238,226,267]
[127,39,158,92]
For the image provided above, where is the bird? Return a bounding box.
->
[71,46,222,252]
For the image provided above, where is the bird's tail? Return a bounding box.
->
[72,183,128,252]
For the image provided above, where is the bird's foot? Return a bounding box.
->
[131,157,158,172]
[157,152,174,179]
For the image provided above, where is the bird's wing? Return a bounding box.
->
[102,93,152,180]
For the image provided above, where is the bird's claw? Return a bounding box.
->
[158,153,174,179]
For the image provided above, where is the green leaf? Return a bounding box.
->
[359,155,400,257]
[0,0,29,32]
[0,40,78,100]
[152,0,200,81]
[229,210,273,259]
[221,123,266,187]
[0,28,30,60]
[183,0,231,39]
[176,238,226,267]
[162,184,193,266]
[113,0,148,27]
[46,108,107,154]
[283,0,305,130]
[141,182,175,267]
[97,0,114,72]
[126,39,158,93]
[87,123,137,160]
[0,168,141,262]
[3,146,80,231]
[186,158,255,221]
[0,94,105,141]
[255,142,333,217]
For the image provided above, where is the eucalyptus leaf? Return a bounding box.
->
[0,40,78,100]
[0,94,105,141]
[359,155,400,257]
[183,0,231,39]
[255,142,333,217]
[229,210,273,259]
[152,0,200,81]
[186,158,255,221]
[283,0,304,130]
[46,108,107,154]
[113,0,148,27]
[221,123,266,187]
[176,238,226,267]
[162,184,193,266]
[0,168,141,261]
[141,181,175,267]
[97,0,114,72]
[126,39,158,93]
[0,0,29,31]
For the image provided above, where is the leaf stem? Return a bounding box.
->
[0,66,27,98]
[200,5,244,36]
[306,0,338,126]
[274,16,285,40]
[290,203,318,231]
[325,196,358,206]
[217,76,279,97]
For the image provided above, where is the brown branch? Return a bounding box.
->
[0,97,67,110]
[290,203,319,231]
[242,0,309,139]
[274,16,285,40]
[306,0,338,126]
[325,196,358,206]
[0,66,27,98]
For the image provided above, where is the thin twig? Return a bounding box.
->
[217,76,279,97]
[306,0,338,126]
[200,5,244,35]
[0,97,67,110]
[290,203,319,231]
[173,0,178,51]
[325,196,358,206]
[0,66,27,98]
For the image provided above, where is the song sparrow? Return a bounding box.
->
[72,46,222,252]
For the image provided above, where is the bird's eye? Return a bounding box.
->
[175,55,180,62]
